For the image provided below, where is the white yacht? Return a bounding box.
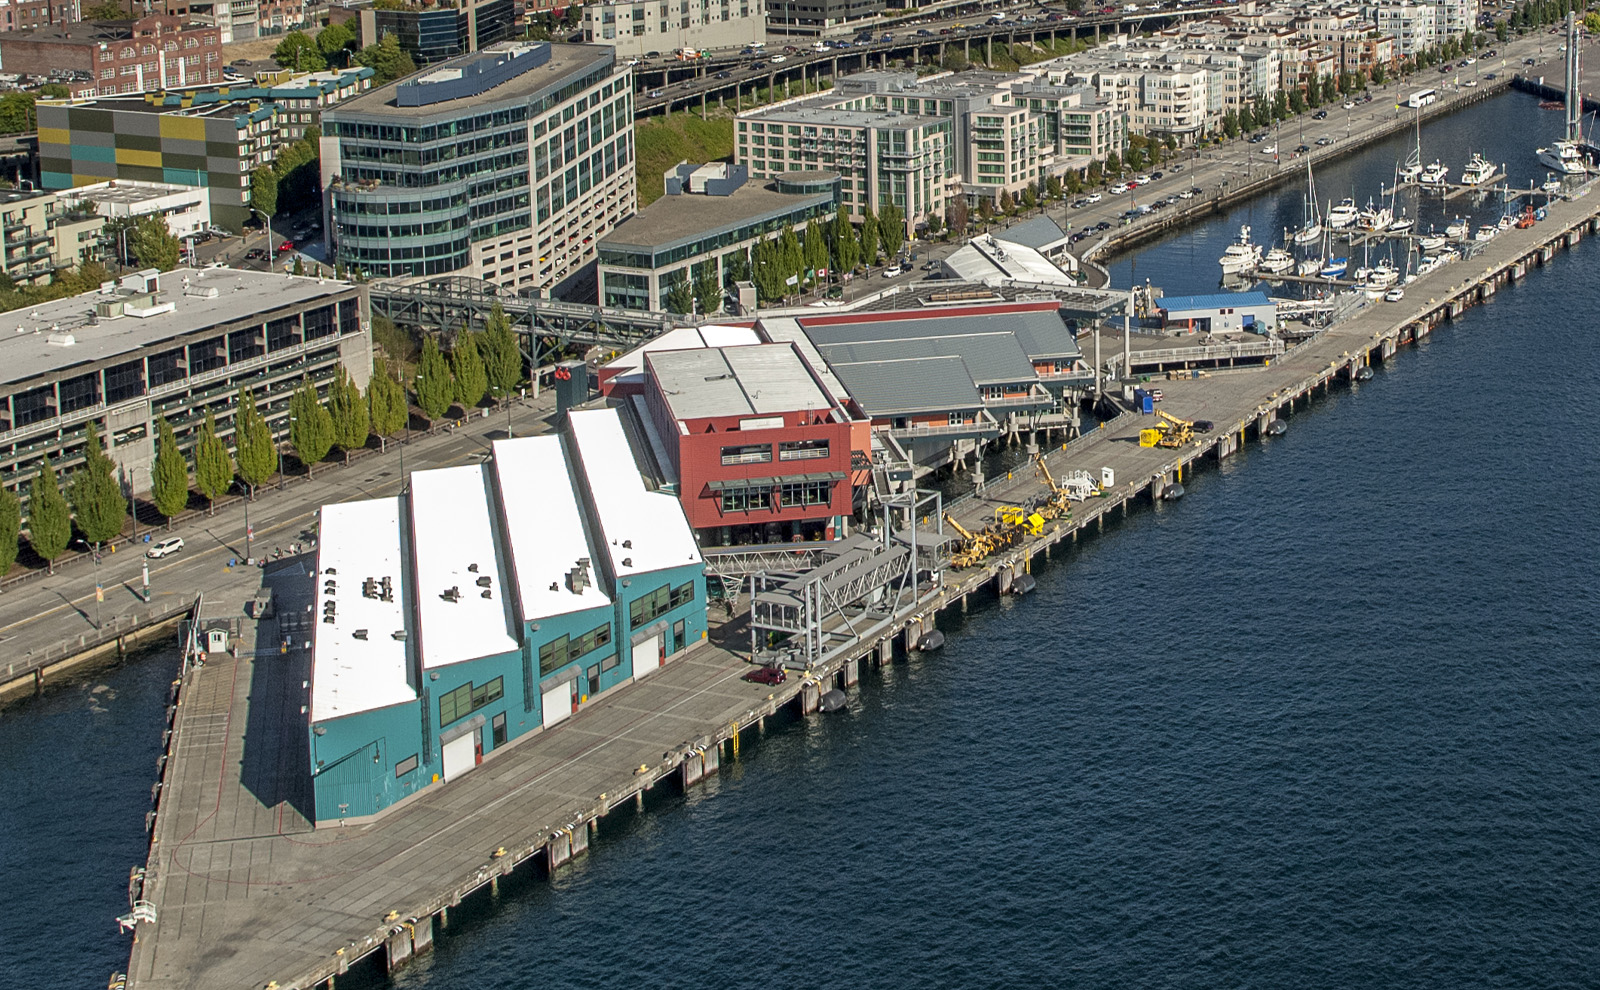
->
[1297,257,1324,277]
[1218,224,1263,276]
[1419,160,1450,187]
[1474,223,1498,242]
[1537,14,1590,175]
[1460,153,1496,186]
[1387,211,1414,233]
[1259,245,1296,276]
[1537,140,1587,175]
[1417,229,1447,252]
[1326,198,1360,229]
[1364,260,1400,289]
[1357,200,1393,232]
[1444,217,1469,239]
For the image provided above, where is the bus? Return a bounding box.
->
[1405,88,1437,108]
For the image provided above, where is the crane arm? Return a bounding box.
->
[1032,452,1060,492]
[1157,409,1194,428]
[943,514,978,542]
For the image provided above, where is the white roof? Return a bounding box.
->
[942,236,1079,288]
[491,435,612,622]
[409,465,520,669]
[310,499,416,721]
[602,324,761,379]
[567,408,702,577]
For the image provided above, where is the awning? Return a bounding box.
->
[705,471,846,491]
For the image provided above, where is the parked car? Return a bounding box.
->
[648,88,665,97]
[246,248,266,260]
[147,537,185,559]
[1085,192,1102,203]
[1110,182,1132,193]
[744,663,787,685]
[1148,388,1163,401]
[883,265,904,278]
[1315,136,1333,146]
[1312,109,1328,119]
[278,240,295,253]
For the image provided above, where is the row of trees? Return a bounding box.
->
[272,22,417,85]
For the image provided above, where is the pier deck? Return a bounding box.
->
[126,175,1600,990]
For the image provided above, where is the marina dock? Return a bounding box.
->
[120,176,1600,990]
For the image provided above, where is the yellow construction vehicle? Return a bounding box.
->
[1140,410,1197,448]
[994,505,1046,538]
[1032,453,1075,520]
[942,514,994,569]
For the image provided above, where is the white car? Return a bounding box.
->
[1343,100,1356,109]
[625,57,642,66]
[882,265,904,278]
[147,536,185,559]
[1110,183,1132,194]
[1259,144,1277,155]
[1135,174,1152,184]
[1384,287,1405,302]
[771,54,788,62]
[1085,192,1103,203]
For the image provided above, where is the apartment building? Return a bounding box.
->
[38,95,280,230]
[356,0,516,66]
[322,42,636,296]
[0,14,222,94]
[581,0,767,58]
[0,188,105,285]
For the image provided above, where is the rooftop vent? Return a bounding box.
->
[549,582,559,592]
[480,589,492,599]
[442,586,461,602]
[468,563,479,573]
[352,629,368,640]
[392,629,408,641]
[46,330,75,347]
[621,540,632,549]
[621,557,633,568]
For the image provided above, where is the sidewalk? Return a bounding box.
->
[0,391,562,688]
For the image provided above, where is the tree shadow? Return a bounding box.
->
[238,555,315,827]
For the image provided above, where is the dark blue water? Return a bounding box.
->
[6,90,1600,989]
[1108,88,1577,295]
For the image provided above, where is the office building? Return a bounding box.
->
[51,179,208,240]
[355,0,516,66]
[322,41,636,296]
[596,163,837,312]
[0,267,368,509]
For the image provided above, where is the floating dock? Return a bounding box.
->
[119,177,1600,990]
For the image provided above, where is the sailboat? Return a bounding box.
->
[1398,113,1424,181]
[1537,13,1590,174]
[1293,159,1323,244]
[1357,197,1393,232]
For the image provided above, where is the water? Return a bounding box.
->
[1107,88,1577,295]
[7,90,1600,989]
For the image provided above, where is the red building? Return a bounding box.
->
[0,15,222,93]
[640,342,869,546]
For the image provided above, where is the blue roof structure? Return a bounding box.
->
[1157,291,1274,313]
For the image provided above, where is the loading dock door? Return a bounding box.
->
[441,732,477,782]
[542,679,574,730]
[633,634,662,680]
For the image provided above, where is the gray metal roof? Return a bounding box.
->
[997,216,1068,251]
[818,334,1035,387]
[803,310,1080,361]
[824,355,981,416]
[646,343,833,421]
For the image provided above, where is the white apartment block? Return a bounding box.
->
[582,0,767,57]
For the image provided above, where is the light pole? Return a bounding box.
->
[91,544,103,630]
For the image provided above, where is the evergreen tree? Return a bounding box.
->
[480,302,522,400]
[722,248,750,288]
[70,422,126,545]
[858,208,879,267]
[1105,151,1122,176]
[289,378,335,478]
[130,214,181,271]
[451,329,488,409]
[1046,174,1063,200]
[1020,185,1038,211]
[665,277,694,314]
[28,455,70,573]
[150,417,190,525]
[1000,189,1016,215]
[413,336,454,425]
[0,484,18,581]
[831,210,860,272]
[328,365,370,460]
[925,211,944,237]
[879,203,905,260]
[777,224,803,282]
[368,357,408,451]
[233,386,277,498]
[193,410,234,514]
[803,218,829,275]
[273,30,326,72]
[353,32,416,85]
[752,237,785,301]
[693,270,721,313]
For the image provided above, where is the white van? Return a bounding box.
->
[147,536,185,559]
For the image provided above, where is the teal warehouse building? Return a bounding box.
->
[306,407,707,825]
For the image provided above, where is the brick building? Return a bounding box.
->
[0,15,222,94]
[0,0,77,33]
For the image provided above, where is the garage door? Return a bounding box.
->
[633,634,662,680]
[441,732,477,782]
[542,679,574,730]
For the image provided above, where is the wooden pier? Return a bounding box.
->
[119,178,1600,990]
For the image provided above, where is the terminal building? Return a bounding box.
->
[596,163,837,312]
[321,41,636,297]
[0,267,368,512]
[307,407,707,824]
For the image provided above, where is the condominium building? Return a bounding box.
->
[597,163,837,311]
[0,188,106,285]
[581,0,767,58]
[38,95,279,230]
[767,0,883,35]
[1376,1,1439,55]
[322,42,636,296]
[140,66,376,142]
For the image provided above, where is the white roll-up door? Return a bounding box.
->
[633,635,661,680]
[441,733,476,782]
[542,680,573,729]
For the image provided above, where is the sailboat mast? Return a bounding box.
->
[1567,12,1581,143]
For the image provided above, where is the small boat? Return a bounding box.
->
[1417,229,1447,251]
[1258,245,1295,276]
[1297,257,1324,277]
[1319,256,1349,278]
[1460,153,1496,186]
[1474,223,1498,242]
[1496,213,1514,230]
[1444,217,1469,239]
[1357,200,1393,231]
[1416,256,1443,275]
[1387,211,1414,233]
[1419,160,1450,187]
[1437,247,1461,263]
[1326,198,1359,229]
[1398,113,1423,181]
[1542,176,1564,193]
[1364,260,1400,289]
[1540,100,1566,110]
[1294,160,1323,244]
[1218,224,1263,276]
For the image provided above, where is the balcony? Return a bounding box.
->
[885,409,1001,442]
